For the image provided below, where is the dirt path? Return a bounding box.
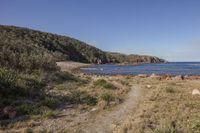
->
[32,85,142,133]
[79,85,142,133]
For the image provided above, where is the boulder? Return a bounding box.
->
[192,89,200,95]
[91,107,98,112]
[150,73,162,80]
[165,75,172,80]
[138,74,148,78]
[172,75,184,80]
[146,85,151,88]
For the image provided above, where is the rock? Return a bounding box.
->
[146,85,151,88]
[188,76,200,80]
[91,108,98,112]
[184,75,189,79]
[109,101,117,105]
[192,89,200,95]
[165,76,172,80]
[150,73,162,80]
[172,75,184,80]
[138,74,148,78]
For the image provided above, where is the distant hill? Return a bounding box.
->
[0,25,166,67]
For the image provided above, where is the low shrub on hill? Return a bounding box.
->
[93,79,117,90]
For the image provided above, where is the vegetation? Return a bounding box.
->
[0,25,166,131]
[0,25,165,64]
[93,79,117,90]
[106,52,166,64]
[118,78,200,133]
[43,111,58,119]
[101,93,115,103]
[69,91,97,105]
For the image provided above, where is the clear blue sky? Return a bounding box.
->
[1,0,200,61]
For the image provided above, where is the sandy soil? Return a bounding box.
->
[56,61,91,72]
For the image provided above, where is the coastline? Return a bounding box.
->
[57,61,200,80]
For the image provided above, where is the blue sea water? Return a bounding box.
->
[81,62,200,75]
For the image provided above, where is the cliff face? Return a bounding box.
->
[0,25,166,65]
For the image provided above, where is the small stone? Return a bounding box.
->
[91,108,98,112]
[165,76,171,80]
[109,101,116,105]
[192,89,200,95]
[150,73,162,80]
[172,75,184,80]
[138,74,148,78]
[146,85,151,88]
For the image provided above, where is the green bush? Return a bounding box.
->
[70,91,97,105]
[192,119,200,131]
[0,68,45,98]
[41,97,62,109]
[43,111,57,119]
[101,93,114,103]
[93,79,117,90]
[165,87,176,93]
[16,104,41,115]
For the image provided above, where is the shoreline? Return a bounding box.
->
[57,61,200,80]
[79,73,200,80]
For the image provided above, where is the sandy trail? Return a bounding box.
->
[56,61,90,72]
[32,85,142,133]
[80,85,142,133]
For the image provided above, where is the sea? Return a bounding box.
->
[81,62,200,76]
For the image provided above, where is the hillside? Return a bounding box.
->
[0,25,166,66]
[106,52,166,64]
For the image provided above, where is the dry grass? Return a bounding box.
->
[116,78,200,133]
[1,75,131,132]
[3,75,200,133]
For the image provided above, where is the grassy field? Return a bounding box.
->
[2,73,200,133]
[116,78,200,133]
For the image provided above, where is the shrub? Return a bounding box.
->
[101,93,114,103]
[165,87,176,93]
[70,91,97,105]
[43,111,57,119]
[16,104,41,115]
[0,68,45,98]
[93,79,116,90]
[0,68,17,96]
[41,97,62,109]
[192,119,200,131]
[120,80,129,86]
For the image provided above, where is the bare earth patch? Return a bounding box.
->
[56,61,90,72]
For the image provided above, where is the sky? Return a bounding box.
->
[1,0,200,61]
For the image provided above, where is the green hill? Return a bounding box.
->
[0,25,165,67]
